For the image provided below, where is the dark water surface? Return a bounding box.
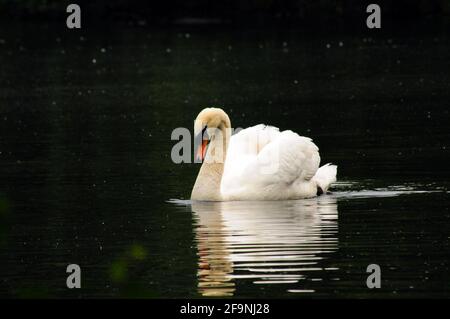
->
[0,23,449,298]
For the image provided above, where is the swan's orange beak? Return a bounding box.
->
[196,139,209,162]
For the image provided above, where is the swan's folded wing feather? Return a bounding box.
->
[248,130,320,185]
[222,127,320,193]
[222,125,280,193]
[223,124,280,178]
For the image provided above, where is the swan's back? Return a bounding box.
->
[221,124,321,200]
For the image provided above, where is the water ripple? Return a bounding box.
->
[188,198,338,296]
[169,183,446,297]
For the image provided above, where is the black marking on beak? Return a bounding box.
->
[202,125,208,140]
[194,125,210,163]
[195,125,208,141]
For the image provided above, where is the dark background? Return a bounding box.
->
[1,0,449,30]
[0,0,449,299]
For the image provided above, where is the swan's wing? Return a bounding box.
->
[223,124,281,179]
[222,126,320,193]
[246,130,320,185]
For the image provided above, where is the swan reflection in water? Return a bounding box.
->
[190,196,339,297]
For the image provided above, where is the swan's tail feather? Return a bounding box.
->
[312,163,337,194]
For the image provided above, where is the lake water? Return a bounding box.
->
[0,23,449,298]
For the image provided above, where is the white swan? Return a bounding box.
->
[191,108,337,201]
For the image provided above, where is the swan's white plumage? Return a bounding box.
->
[191,108,337,201]
[220,124,327,200]
[311,163,337,193]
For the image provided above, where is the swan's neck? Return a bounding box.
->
[191,126,230,201]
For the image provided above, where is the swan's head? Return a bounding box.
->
[194,108,231,162]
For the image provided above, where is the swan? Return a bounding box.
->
[191,107,337,201]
